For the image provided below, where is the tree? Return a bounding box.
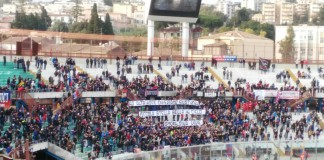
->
[217,26,232,33]
[103,0,113,6]
[69,21,88,33]
[197,15,223,31]
[102,13,114,35]
[50,20,69,32]
[71,0,83,22]
[11,11,25,29]
[244,28,255,34]
[260,23,275,40]
[259,30,267,37]
[87,3,102,34]
[26,13,40,29]
[198,7,227,31]
[226,8,252,27]
[279,26,295,61]
[240,20,260,32]
[40,6,52,30]
[119,27,146,36]
[11,11,47,30]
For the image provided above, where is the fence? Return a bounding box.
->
[112,140,324,160]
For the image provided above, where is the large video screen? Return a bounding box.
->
[149,0,201,18]
[154,0,198,12]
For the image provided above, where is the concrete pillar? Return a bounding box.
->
[182,22,190,57]
[147,20,154,57]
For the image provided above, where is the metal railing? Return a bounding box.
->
[111,139,324,160]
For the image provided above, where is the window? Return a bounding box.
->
[300,48,305,54]
[320,48,324,55]
[320,32,324,43]
[308,31,313,40]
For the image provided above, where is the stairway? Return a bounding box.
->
[127,90,140,101]
[16,99,29,111]
[207,67,229,89]
[153,68,177,87]
[286,68,303,88]
[75,65,94,79]
[14,91,39,111]
[288,92,311,108]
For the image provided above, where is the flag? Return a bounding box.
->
[56,102,61,110]
[259,58,271,71]
[18,81,25,87]
[275,91,280,103]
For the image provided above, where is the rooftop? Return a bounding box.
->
[199,29,271,40]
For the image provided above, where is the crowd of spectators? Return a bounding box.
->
[2,57,324,160]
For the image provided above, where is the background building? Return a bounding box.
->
[275,25,324,61]
[197,29,274,59]
[262,3,276,24]
[280,3,294,25]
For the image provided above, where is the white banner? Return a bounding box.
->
[128,100,200,107]
[265,90,278,97]
[254,90,265,100]
[205,92,216,97]
[279,91,300,99]
[158,91,177,97]
[164,120,203,127]
[204,89,217,97]
[253,90,278,97]
[139,109,206,117]
[197,91,203,97]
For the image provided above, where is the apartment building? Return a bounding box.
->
[241,0,266,11]
[280,3,294,24]
[215,0,235,18]
[275,25,324,61]
[252,13,263,22]
[113,3,134,17]
[262,3,276,24]
[132,11,145,25]
[295,3,309,17]
[309,3,323,21]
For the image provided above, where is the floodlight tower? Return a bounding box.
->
[145,0,202,58]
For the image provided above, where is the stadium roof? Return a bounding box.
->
[0,29,156,43]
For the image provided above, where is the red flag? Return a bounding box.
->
[275,91,280,103]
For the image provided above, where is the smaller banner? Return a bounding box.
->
[129,100,200,107]
[212,55,237,62]
[196,91,203,97]
[0,91,11,108]
[139,109,206,117]
[204,89,217,98]
[145,89,159,97]
[279,91,300,99]
[158,91,177,97]
[259,58,271,70]
[254,90,266,100]
[164,120,203,127]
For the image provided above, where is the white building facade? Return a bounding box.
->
[215,0,235,18]
[275,25,324,61]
